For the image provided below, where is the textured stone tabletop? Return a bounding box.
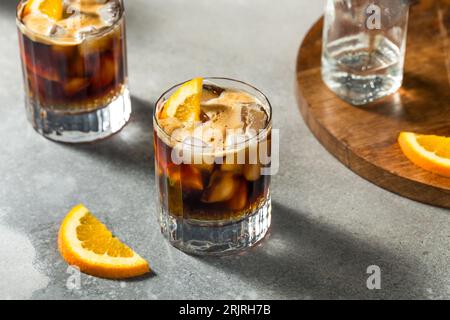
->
[0,0,449,300]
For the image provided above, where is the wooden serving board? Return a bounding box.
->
[295,0,450,208]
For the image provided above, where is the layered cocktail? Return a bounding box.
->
[154,78,272,255]
[17,0,130,142]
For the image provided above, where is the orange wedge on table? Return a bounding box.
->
[160,77,203,123]
[398,132,450,178]
[24,0,63,20]
[58,204,150,279]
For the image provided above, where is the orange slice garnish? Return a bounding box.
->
[24,0,63,21]
[160,77,203,124]
[398,132,450,177]
[58,204,150,279]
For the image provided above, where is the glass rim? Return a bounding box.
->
[153,77,273,152]
[16,0,125,45]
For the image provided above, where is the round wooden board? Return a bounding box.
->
[296,0,450,208]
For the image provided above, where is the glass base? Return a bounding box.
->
[159,197,272,256]
[26,88,131,143]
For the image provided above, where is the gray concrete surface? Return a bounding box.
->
[0,0,449,300]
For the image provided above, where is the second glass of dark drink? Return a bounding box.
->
[17,0,130,142]
[154,78,272,255]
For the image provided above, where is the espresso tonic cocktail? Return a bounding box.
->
[17,0,130,142]
[154,78,272,255]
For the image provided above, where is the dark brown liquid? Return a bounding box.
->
[154,132,271,222]
[18,18,127,113]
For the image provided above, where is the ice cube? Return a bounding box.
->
[24,55,60,82]
[200,102,229,121]
[91,55,116,88]
[51,42,77,59]
[224,131,247,148]
[201,171,238,203]
[57,11,109,43]
[217,90,256,105]
[49,24,68,38]
[180,165,204,191]
[66,0,109,16]
[170,128,192,146]
[179,137,209,165]
[225,179,248,211]
[201,84,224,102]
[63,77,90,96]
[193,163,215,173]
[206,103,244,135]
[202,90,256,135]
[69,55,87,77]
[182,136,209,148]
[78,32,114,56]
[224,132,247,165]
[241,103,268,131]
[193,125,223,149]
[157,118,183,136]
[98,0,121,26]
[23,13,56,37]
[220,163,243,174]
[172,136,215,166]
[243,164,261,181]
